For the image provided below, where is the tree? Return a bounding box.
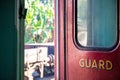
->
[25,0,54,43]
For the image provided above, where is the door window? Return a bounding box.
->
[76,0,118,50]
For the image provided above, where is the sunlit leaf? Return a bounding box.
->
[25,0,54,43]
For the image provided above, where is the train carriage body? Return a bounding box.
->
[58,0,120,80]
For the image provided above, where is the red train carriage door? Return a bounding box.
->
[61,0,120,80]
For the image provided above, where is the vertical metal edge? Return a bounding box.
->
[15,0,20,80]
[20,0,25,79]
[64,0,66,80]
[16,0,25,80]
[55,0,59,80]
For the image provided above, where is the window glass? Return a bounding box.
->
[77,0,117,48]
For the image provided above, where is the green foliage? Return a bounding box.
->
[25,0,54,43]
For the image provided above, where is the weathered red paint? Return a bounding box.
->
[58,0,120,80]
[55,0,65,80]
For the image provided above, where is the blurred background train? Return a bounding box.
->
[0,0,120,80]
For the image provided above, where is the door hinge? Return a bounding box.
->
[19,5,27,19]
